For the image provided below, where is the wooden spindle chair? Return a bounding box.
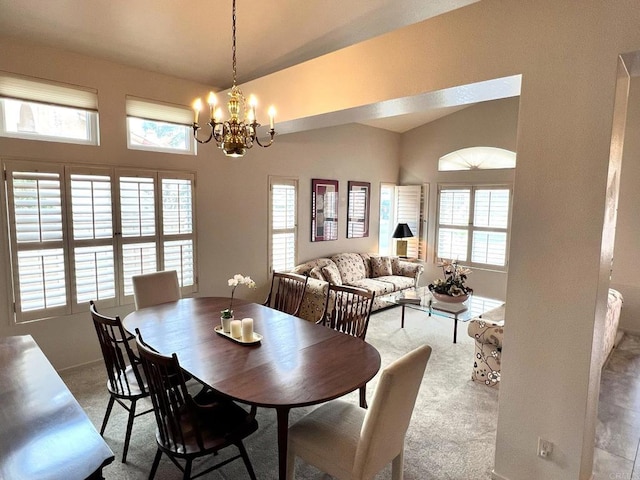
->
[263,272,308,316]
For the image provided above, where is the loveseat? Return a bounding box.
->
[467,288,624,388]
[290,253,423,322]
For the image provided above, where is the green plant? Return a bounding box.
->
[221,273,256,318]
[428,260,473,297]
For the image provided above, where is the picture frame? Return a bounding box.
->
[311,179,338,241]
[347,181,370,238]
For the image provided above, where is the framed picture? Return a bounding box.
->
[311,179,338,241]
[347,181,370,238]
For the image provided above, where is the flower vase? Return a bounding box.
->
[221,313,233,333]
[432,292,469,304]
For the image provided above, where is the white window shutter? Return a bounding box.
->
[270,179,297,273]
[395,185,421,259]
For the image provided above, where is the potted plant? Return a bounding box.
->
[428,260,473,303]
[221,274,256,331]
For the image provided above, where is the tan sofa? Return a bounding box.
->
[290,253,423,322]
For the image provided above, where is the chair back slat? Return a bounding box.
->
[264,272,308,316]
[135,332,204,453]
[90,301,145,397]
[320,285,375,340]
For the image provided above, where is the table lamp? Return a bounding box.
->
[392,223,414,258]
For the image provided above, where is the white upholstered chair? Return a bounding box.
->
[286,344,432,480]
[132,270,180,310]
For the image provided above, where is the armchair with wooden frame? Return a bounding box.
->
[317,284,375,407]
[263,272,309,317]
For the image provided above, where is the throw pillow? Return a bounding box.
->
[390,256,401,275]
[321,263,343,285]
[370,256,392,277]
[308,266,325,281]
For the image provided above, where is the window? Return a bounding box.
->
[269,177,297,273]
[126,96,194,154]
[378,183,428,260]
[438,147,516,171]
[3,160,197,322]
[436,185,511,270]
[0,72,99,145]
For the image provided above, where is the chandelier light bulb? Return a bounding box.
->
[192,98,202,123]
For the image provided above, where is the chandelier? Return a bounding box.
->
[192,0,275,157]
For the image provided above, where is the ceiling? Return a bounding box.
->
[0,0,481,132]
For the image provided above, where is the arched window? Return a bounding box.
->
[438,147,516,171]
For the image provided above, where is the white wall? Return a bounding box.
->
[241,1,640,479]
[612,78,640,334]
[400,97,519,301]
[0,37,401,370]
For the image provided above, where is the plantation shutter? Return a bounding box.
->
[437,187,471,261]
[270,178,297,273]
[471,188,510,266]
[68,168,116,307]
[161,175,196,292]
[5,163,70,321]
[395,185,421,259]
[118,173,158,298]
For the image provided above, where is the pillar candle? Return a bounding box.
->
[230,319,242,339]
[241,318,254,341]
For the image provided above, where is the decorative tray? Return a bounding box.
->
[214,325,262,345]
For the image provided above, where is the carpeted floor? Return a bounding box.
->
[61,305,500,479]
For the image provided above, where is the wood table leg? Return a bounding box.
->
[276,406,291,480]
[401,305,406,328]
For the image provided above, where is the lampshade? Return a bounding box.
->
[392,223,414,239]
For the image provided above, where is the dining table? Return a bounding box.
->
[123,296,381,480]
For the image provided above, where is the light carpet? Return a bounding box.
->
[61,305,499,479]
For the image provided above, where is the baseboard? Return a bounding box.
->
[491,470,510,480]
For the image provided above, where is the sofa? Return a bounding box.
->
[290,253,423,322]
[467,288,624,388]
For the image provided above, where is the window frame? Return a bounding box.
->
[0,72,99,145]
[435,183,512,272]
[2,159,198,323]
[125,96,195,155]
[268,176,298,274]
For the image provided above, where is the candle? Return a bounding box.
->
[207,91,217,120]
[241,318,254,341]
[192,98,202,124]
[268,106,276,130]
[230,319,242,339]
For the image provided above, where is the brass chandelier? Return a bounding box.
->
[192,0,275,157]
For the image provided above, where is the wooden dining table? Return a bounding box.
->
[123,296,381,480]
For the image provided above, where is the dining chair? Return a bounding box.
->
[132,270,180,310]
[134,329,259,480]
[89,300,153,463]
[286,344,432,480]
[318,284,375,407]
[263,272,309,316]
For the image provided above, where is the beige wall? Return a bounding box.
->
[0,37,400,370]
[242,1,640,479]
[612,78,640,334]
[400,97,519,300]
[3,0,640,478]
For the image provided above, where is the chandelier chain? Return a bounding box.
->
[232,0,237,86]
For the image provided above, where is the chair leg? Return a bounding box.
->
[121,399,137,462]
[359,385,368,409]
[237,441,257,480]
[100,395,115,435]
[148,448,162,480]
[183,459,192,480]
[391,448,404,480]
